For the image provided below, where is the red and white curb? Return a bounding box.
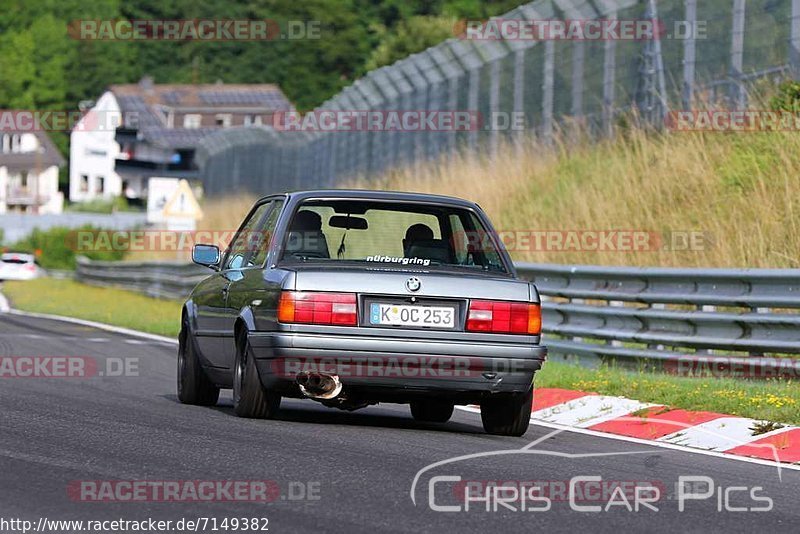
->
[464,388,800,466]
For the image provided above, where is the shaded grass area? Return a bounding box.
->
[537,361,800,426]
[3,279,181,338]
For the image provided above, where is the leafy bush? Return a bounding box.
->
[769,80,800,112]
[66,196,134,214]
[7,225,124,270]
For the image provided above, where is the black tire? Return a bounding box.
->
[410,400,455,423]
[233,331,280,419]
[177,322,220,406]
[480,387,533,437]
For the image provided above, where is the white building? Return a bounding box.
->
[69,90,124,202]
[0,130,65,214]
[70,78,292,204]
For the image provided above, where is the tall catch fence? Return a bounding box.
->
[196,0,800,196]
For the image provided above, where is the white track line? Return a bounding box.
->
[3,308,177,345]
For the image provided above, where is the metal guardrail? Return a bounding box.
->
[73,258,800,375]
[515,263,800,375]
[75,256,207,300]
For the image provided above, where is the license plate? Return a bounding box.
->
[369,303,456,328]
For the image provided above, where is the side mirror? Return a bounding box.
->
[192,244,220,269]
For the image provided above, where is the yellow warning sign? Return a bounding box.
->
[162,179,203,220]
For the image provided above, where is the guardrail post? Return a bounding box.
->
[682,0,697,110]
[730,0,746,109]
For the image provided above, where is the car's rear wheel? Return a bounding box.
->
[480,387,533,436]
[233,331,280,419]
[410,400,454,423]
[177,322,220,406]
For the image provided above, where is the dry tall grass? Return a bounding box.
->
[148,127,800,268]
[350,128,800,268]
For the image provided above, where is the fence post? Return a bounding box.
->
[792,0,800,79]
[513,48,525,151]
[467,68,479,151]
[571,41,585,120]
[447,76,459,159]
[730,0,746,109]
[602,11,617,136]
[542,40,555,142]
[489,59,501,158]
[682,0,697,110]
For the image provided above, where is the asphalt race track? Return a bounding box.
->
[1,314,798,533]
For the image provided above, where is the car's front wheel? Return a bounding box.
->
[177,322,220,406]
[410,400,454,423]
[233,331,281,419]
[480,387,533,436]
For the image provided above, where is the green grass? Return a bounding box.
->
[538,361,800,426]
[3,279,181,337]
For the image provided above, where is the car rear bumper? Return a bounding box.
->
[248,331,547,401]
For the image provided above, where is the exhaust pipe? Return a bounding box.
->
[296,372,343,400]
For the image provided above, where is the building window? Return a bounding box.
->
[96,176,105,194]
[80,174,89,192]
[10,134,21,153]
[183,114,202,129]
[215,114,232,127]
[244,114,262,126]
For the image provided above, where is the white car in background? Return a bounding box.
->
[0,253,43,281]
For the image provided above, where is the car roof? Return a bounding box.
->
[1,252,35,261]
[260,189,479,209]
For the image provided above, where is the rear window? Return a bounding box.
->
[1,256,34,265]
[280,199,507,273]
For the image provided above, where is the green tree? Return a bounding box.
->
[364,15,456,72]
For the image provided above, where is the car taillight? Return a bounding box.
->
[277,291,357,326]
[24,263,35,271]
[466,300,541,335]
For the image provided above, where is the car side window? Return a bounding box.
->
[250,199,284,267]
[448,213,469,265]
[223,201,273,271]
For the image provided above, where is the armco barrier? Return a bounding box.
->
[515,263,800,375]
[75,256,207,300]
[74,257,800,375]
